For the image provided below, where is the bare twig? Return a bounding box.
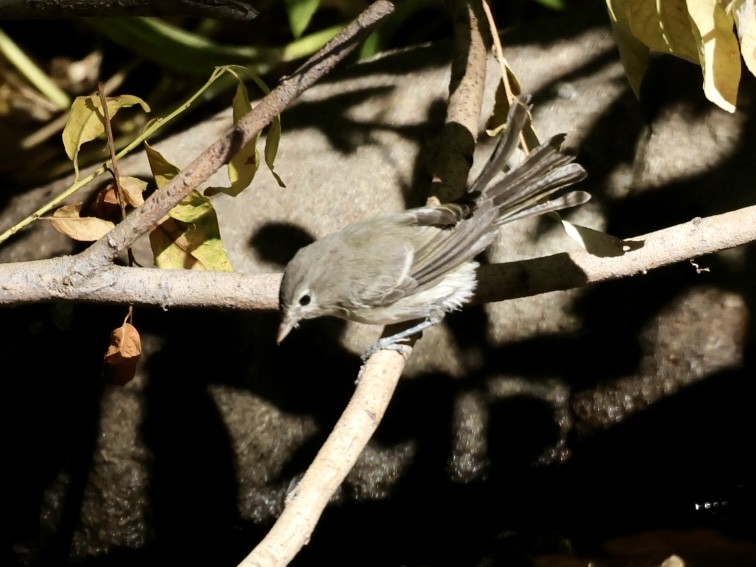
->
[97,84,127,221]
[79,0,396,269]
[238,348,409,567]
[0,0,259,20]
[482,1,514,102]
[431,0,490,202]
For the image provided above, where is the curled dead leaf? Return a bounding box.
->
[91,186,121,221]
[119,176,147,207]
[103,322,142,385]
[50,203,115,241]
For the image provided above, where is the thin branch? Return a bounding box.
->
[237,348,409,567]
[2,207,755,308]
[78,0,396,269]
[476,209,756,300]
[430,0,490,202]
[482,1,514,102]
[97,84,128,221]
[0,0,259,20]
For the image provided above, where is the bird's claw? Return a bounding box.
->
[361,337,413,362]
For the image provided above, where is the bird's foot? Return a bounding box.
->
[361,337,413,362]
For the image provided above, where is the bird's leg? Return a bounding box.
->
[361,315,443,361]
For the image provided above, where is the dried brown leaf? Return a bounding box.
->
[50,203,115,241]
[103,322,142,385]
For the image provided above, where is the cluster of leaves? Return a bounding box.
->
[606,0,755,112]
[49,66,282,272]
[41,65,285,384]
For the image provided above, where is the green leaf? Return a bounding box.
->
[534,0,564,9]
[62,94,150,178]
[205,83,261,197]
[284,0,320,38]
[87,17,277,76]
[205,70,286,194]
[283,24,343,60]
[0,27,70,109]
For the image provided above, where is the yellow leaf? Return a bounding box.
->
[606,0,652,96]
[62,94,150,178]
[731,0,756,77]
[49,203,115,241]
[144,142,180,188]
[224,63,286,189]
[687,0,741,112]
[119,176,147,207]
[144,139,232,271]
[485,81,540,151]
[205,83,261,197]
[625,0,699,62]
[168,190,214,223]
[149,191,233,271]
[150,218,203,269]
[485,69,524,135]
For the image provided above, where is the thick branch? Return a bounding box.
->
[0,260,280,309]
[2,208,755,308]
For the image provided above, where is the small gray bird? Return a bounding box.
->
[278,95,590,356]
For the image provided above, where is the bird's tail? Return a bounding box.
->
[470,95,590,225]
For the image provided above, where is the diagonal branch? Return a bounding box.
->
[237,348,409,567]
[431,0,490,202]
[78,0,396,270]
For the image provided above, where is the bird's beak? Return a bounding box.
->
[277,318,295,345]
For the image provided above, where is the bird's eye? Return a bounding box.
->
[299,294,311,306]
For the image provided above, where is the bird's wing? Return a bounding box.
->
[395,95,533,289]
[336,219,420,307]
[341,207,484,307]
[401,206,496,289]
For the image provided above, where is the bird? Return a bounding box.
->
[277,95,589,357]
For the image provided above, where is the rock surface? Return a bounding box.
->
[1,7,755,567]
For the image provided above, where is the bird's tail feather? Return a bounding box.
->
[470,95,589,225]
